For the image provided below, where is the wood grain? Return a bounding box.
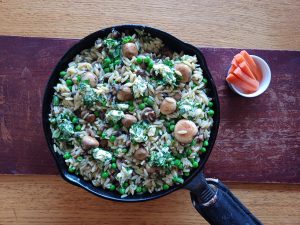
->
[0,36,299,183]
[1,1,300,225]
[0,175,299,225]
[0,0,300,50]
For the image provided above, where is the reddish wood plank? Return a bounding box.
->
[0,36,299,183]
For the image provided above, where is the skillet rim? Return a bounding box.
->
[42,24,220,202]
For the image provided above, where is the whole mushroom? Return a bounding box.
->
[122,42,138,59]
[160,97,177,115]
[81,110,96,123]
[82,136,99,150]
[175,63,192,83]
[117,86,133,101]
[121,114,137,128]
[82,72,98,87]
[133,147,149,161]
[174,119,198,144]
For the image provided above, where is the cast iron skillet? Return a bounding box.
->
[42,25,262,225]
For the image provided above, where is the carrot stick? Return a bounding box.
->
[233,67,259,91]
[240,50,262,81]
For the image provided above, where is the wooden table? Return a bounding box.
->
[0,0,299,224]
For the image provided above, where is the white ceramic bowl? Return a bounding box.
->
[227,55,271,98]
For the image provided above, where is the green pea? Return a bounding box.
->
[119,188,126,195]
[76,156,83,162]
[63,152,72,159]
[101,132,107,139]
[104,57,111,65]
[138,103,146,110]
[136,186,142,193]
[192,161,199,168]
[109,135,116,142]
[148,60,154,69]
[136,56,143,64]
[144,56,151,64]
[200,147,206,153]
[128,101,134,106]
[66,79,73,86]
[186,149,192,156]
[77,75,81,82]
[169,124,175,132]
[114,59,121,66]
[178,164,184,170]
[208,109,214,116]
[208,101,213,108]
[174,159,181,167]
[101,171,109,179]
[189,158,195,164]
[113,124,121,130]
[60,71,67,77]
[109,184,116,191]
[68,166,76,173]
[111,163,117,169]
[75,124,82,131]
[202,78,208,84]
[129,106,135,112]
[123,182,129,188]
[111,157,116,163]
[173,176,184,184]
[163,184,170,190]
[143,97,148,103]
[72,117,79,124]
[203,140,209,147]
[191,140,196,146]
[146,97,154,106]
[53,96,60,106]
[184,172,190,177]
[104,68,110,73]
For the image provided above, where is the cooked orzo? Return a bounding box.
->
[49,29,214,197]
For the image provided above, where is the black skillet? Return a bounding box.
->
[42,25,262,225]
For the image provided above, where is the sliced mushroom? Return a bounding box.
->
[82,136,99,150]
[160,97,177,115]
[111,30,121,39]
[82,72,98,87]
[117,86,133,101]
[121,114,137,128]
[122,42,138,59]
[173,92,182,101]
[174,119,198,144]
[134,147,149,161]
[99,139,108,148]
[175,63,192,83]
[141,107,156,122]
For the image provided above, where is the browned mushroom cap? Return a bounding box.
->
[174,119,198,144]
[175,63,192,83]
[117,86,133,101]
[82,136,99,150]
[121,114,137,128]
[141,107,156,122]
[160,97,177,115]
[82,72,98,87]
[122,43,138,59]
[133,147,149,161]
[99,139,108,148]
[81,110,96,123]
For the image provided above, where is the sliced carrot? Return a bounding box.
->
[234,53,245,64]
[231,58,238,67]
[229,64,237,74]
[233,67,259,91]
[226,73,256,94]
[239,61,256,80]
[240,50,262,81]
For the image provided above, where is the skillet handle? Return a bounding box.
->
[185,173,263,225]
